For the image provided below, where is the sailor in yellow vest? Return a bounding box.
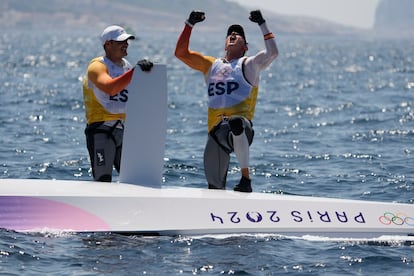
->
[83,25,153,182]
[175,10,278,192]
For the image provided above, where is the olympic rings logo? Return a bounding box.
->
[378,212,414,226]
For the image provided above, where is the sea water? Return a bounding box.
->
[0,30,413,275]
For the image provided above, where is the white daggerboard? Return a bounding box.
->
[119,64,167,187]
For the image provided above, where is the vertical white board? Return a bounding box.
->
[119,64,167,187]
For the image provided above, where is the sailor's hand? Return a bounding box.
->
[249,10,265,25]
[137,59,153,72]
[187,10,205,26]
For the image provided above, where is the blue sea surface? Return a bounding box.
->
[1,29,414,275]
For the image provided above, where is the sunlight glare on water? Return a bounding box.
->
[1,30,414,275]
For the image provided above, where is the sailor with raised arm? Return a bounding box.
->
[175,10,278,192]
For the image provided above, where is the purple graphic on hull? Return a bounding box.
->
[0,196,110,231]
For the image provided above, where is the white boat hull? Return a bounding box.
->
[1,178,413,238]
[2,65,413,238]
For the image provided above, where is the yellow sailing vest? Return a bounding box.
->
[206,58,258,132]
[83,56,133,124]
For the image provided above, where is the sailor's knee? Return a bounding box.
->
[229,117,244,136]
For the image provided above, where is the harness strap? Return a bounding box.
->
[85,120,123,147]
[209,116,254,154]
[208,120,232,154]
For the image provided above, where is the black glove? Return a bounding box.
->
[137,59,153,72]
[249,10,265,25]
[187,10,205,25]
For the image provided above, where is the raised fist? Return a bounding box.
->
[249,10,265,25]
[188,10,205,25]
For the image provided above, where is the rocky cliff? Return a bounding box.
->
[374,0,414,37]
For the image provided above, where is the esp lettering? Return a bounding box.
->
[110,89,129,102]
[208,81,239,96]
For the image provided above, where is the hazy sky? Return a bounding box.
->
[232,0,380,28]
